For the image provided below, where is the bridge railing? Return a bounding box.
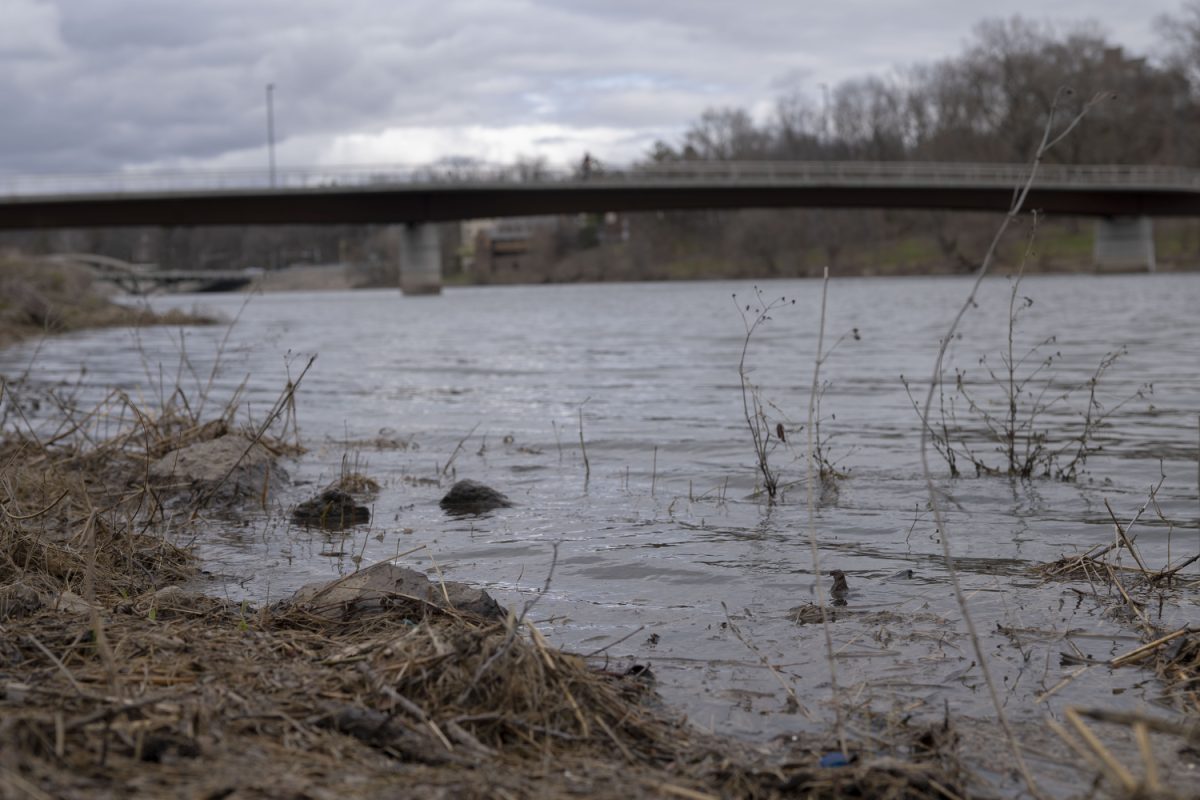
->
[3,160,1200,197]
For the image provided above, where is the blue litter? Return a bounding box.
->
[819,752,852,768]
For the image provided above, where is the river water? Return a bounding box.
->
[4,273,1199,794]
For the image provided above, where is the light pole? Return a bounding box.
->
[266,83,276,188]
[819,82,830,148]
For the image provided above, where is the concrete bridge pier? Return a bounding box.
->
[1094,216,1156,272]
[398,223,443,295]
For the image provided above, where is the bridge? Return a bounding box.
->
[4,160,1191,292]
[38,253,259,294]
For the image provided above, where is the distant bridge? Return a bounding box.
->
[4,160,1188,291]
[42,253,257,294]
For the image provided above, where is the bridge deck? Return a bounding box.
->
[3,161,1200,228]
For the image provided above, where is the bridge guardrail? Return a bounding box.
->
[3,160,1200,197]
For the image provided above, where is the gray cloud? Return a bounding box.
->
[0,0,1184,173]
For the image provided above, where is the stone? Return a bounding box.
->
[292,563,505,620]
[439,479,511,515]
[148,433,286,507]
[292,488,370,530]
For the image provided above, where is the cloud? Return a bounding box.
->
[0,0,1183,174]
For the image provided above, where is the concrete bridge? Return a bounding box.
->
[4,160,1193,292]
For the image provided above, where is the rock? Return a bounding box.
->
[439,480,511,515]
[0,583,43,620]
[53,591,97,614]
[292,563,505,620]
[292,489,370,530]
[148,433,287,507]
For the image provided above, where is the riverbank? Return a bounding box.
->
[0,256,211,348]
[0,378,973,799]
[4,276,1199,798]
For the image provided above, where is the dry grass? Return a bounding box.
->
[0,255,212,348]
[0,587,973,799]
[1033,497,1200,718]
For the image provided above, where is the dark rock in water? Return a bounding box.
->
[829,569,849,607]
[439,479,511,515]
[292,563,505,620]
[292,489,370,530]
[829,570,849,596]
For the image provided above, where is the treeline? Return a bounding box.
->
[603,12,1200,279]
[650,16,1197,168]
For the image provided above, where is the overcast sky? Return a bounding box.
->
[1,0,1189,174]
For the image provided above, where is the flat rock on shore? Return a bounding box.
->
[292,563,505,620]
[148,433,287,506]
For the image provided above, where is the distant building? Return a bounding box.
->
[470,216,559,283]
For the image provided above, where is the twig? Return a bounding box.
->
[578,403,590,482]
[1109,627,1190,668]
[583,625,646,658]
[441,422,480,477]
[26,634,90,698]
[1063,707,1138,794]
[1074,708,1200,744]
[721,602,809,717]
[1104,498,1150,574]
[460,542,560,702]
[194,354,316,508]
[919,87,1107,800]
[804,266,847,755]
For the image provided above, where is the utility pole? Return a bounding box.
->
[266,83,276,188]
[819,82,830,148]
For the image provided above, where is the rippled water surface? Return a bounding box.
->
[4,273,1200,795]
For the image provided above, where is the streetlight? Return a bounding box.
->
[819,82,830,148]
[266,83,276,188]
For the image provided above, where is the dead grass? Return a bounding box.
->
[1033,503,1200,716]
[0,587,973,800]
[0,255,213,348]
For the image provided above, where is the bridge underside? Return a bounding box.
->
[2,183,1198,230]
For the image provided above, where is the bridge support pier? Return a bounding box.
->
[1094,216,1155,272]
[398,223,443,295]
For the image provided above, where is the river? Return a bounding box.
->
[3,273,1199,794]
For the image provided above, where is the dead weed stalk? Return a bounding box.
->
[919,86,1112,800]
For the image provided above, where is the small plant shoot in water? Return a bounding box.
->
[735,285,858,501]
